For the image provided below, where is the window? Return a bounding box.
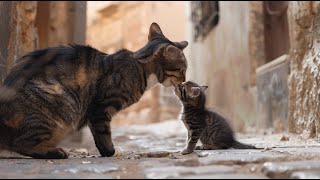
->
[263,1,289,63]
[191,1,219,41]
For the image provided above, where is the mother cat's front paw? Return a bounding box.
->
[180,148,193,155]
[97,145,115,157]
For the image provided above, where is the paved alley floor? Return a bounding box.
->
[0,120,320,179]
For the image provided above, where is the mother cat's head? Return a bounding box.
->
[133,22,188,87]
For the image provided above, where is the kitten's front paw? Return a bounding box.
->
[180,148,193,155]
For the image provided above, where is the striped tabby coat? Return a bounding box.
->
[174,81,256,155]
[0,23,188,159]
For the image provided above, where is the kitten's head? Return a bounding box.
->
[134,22,188,87]
[174,81,208,107]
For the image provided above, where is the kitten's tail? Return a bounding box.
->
[232,141,256,149]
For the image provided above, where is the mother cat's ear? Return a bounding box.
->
[148,22,164,40]
[164,45,182,60]
[174,41,188,50]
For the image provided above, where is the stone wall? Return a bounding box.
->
[0,1,38,79]
[0,1,87,78]
[288,1,320,139]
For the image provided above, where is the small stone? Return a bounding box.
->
[280,135,290,141]
[81,161,92,164]
[135,151,170,158]
[262,160,320,179]
[261,147,272,152]
[291,171,320,179]
[168,153,178,159]
[196,151,209,157]
[134,155,141,160]
[250,167,256,172]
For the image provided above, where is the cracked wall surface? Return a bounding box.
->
[288,1,320,139]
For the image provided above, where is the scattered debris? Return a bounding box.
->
[135,151,170,158]
[82,161,92,164]
[280,135,290,141]
[196,151,209,157]
[69,148,89,156]
[168,153,178,159]
[46,160,54,164]
[261,147,273,152]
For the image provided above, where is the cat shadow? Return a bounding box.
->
[0,156,31,159]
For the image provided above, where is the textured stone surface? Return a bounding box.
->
[144,165,236,179]
[176,174,268,179]
[262,160,320,178]
[6,1,38,68]
[198,150,286,165]
[288,1,320,139]
[291,171,320,179]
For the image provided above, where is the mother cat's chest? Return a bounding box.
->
[97,66,149,117]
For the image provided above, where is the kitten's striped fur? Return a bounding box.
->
[0,23,188,159]
[174,81,256,155]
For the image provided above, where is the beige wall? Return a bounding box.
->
[187,2,257,132]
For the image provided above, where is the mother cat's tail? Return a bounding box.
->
[232,141,256,149]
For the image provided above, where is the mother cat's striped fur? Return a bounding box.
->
[0,23,188,159]
[174,81,256,155]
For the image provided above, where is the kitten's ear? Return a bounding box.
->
[174,41,188,50]
[164,45,181,60]
[191,87,201,98]
[201,85,208,92]
[148,22,164,40]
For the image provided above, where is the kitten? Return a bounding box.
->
[0,22,188,159]
[174,81,256,155]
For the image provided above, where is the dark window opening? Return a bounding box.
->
[263,1,290,63]
[35,1,50,49]
[191,1,219,41]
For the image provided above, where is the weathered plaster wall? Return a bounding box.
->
[6,1,38,69]
[288,1,320,139]
[187,1,257,132]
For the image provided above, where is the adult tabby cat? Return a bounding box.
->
[0,23,188,159]
[174,81,256,155]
